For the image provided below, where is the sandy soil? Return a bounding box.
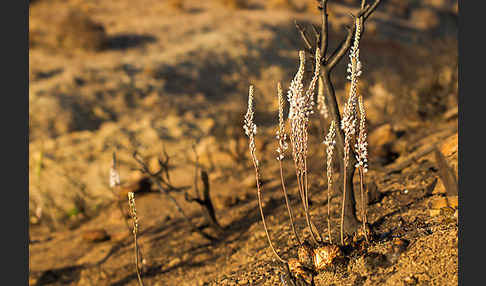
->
[29,0,458,285]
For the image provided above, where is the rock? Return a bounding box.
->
[366,83,390,125]
[440,133,458,158]
[424,0,456,11]
[428,195,457,216]
[428,196,449,210]
[266,0,295,10]
[56,10,107,52]
[369,124,397,158]
[117,177,152,200]
[237,279,248,285]
[446,195,458,208]
[82,229,110,242]
[429,209,441,217]
[432,179,446,194]
[387,238,409,264]
[364,252,390,271]
[410,8,440,30]
[167,257,181,268]
[111,231,129,242]
[366,181,382,205]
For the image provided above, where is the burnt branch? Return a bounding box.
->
[320,0,329,58]
[295,21,314,54]
[295,0,382,238]
[434,148,458,197]
[132,151,217,241]
[185,169,223,233]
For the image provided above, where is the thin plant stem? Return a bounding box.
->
[327,186,332,244]
[279,160,301,245]
[109,187,132,234]
[341,169,347,245]
[133,231,144,286]
[359,168,368,242]
[128,192,145,286]
[253,159,287,264]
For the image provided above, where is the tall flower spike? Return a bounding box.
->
[128,192,139,234]
[244,85,258,165]
[341,18,362,168]
[340,17,362,245]
[244,85,287,263]
[324,120,337,243]
[288,48,321,175]
[287,51,306,121]
[276,82,288,161]
[324,121,337,186]
[286,49,323,244]
[355,95,368,172]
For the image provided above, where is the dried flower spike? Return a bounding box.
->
[276,82,288,161]
[340,18,362,245]
[128,192,139,235]
[276,81,301,245]
[355,95,368,173]
[244,85,287,263]
[287,48,322,244]
[324,120,337,243]
[127,191,145,286]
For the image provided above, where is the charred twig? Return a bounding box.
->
[296,0,382,237]
[434,148,458,196]
[185,170,223,233]
[132,151,217,241]
[185,144,223,232]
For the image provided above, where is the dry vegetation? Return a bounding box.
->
[29,0,458,285]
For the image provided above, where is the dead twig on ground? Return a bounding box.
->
[133,151,217,241]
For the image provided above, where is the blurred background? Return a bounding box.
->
[29,0,457,285]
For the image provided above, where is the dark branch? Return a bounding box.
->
[320,0,329,58]
[185,170,223,233]
[295,21,314,53]
[132,151,217,241]
[326,0,381,70]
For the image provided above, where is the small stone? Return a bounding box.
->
[82,229,110,243]
[432,180,446,194]
[429,209,441,217]
[369,124,397,157]
[167,257,181,268]
[428,196,449,210]
[440,133,458,158]
[387,238,409,263]
[446,195,458,208]
[238,279,248,285]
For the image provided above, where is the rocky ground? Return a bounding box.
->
[29,0,458,285]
